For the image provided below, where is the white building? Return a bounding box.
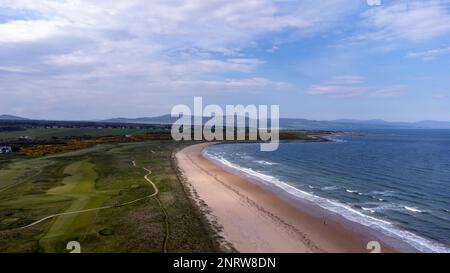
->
[19,136,32,140]
[0,146,12,154]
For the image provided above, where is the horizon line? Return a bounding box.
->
[2,114,450,124]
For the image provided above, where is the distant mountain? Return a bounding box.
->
[278,118,412,130]
[412,120,450,129]
[2,113,448,130]
[103,115,450,130]
[0,114,28,121]
[103,115,175,124]
[289,119,450,130]
[103,115,248,126]
[326,119,450,130]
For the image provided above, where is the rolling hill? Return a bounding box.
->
[102,115,450,130]
[0,114,29,121]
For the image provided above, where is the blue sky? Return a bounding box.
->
[0,0,449,121]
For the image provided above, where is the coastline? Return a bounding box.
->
[175,142,398,253]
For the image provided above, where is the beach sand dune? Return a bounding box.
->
[176,143,377,253]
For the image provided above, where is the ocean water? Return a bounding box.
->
[203,130,450,253]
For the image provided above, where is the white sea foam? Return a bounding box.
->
[369,203,423,214]
[372,190,396,196]
[404,206,423,213]
[203,150,450,253]
[323,136,347,143]
[362,207,376,213]
[346,189,364,195]
[256,160,278,166]
[322,186,338,191]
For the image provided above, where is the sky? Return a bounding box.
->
[0,0,449,122]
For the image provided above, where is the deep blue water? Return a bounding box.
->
[203,130,450,252]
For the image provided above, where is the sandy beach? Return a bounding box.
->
[176,142,390,253]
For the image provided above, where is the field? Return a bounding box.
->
[0,140,218,253]
[0,127,167,140]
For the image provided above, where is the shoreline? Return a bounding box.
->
[175,142,399,253]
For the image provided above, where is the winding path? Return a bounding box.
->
[18,160,169,252]
[132,160,158,196]
[132,160,169,253]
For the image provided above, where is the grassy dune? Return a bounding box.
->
[0,141,217,253]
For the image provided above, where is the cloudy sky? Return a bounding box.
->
[1,0,449,121]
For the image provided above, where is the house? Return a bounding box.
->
[19,135,32,140]
[0,146,12,154]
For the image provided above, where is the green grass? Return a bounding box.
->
[0,127,165,140]
[0,141,217,253]
[38,160,112,252]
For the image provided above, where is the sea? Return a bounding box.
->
[203,129,450,253]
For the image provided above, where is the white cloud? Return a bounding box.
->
[307,75,407,98]
[266,45,280,53]
[432,93,449,99]
[0,66,37,73]
[407,46,450,61]
[0,0,362,117]
[326,75,366,85]
[189,58,264,73]
[0,19,62,43]
[355,1,450,42]
[169,77,291,92]
[0,0,358,48]
[307,75,367,97]
[307,85,366,97]
[370,85,407,97]
[45,51,99,66]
